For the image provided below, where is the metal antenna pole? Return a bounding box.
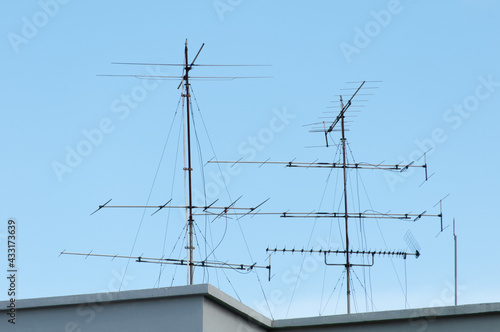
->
[184,40,195,285]
[340,95,351,314]
[65,42,273,287]
[454,218,457,305]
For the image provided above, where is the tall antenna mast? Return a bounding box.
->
[454,218,458,306]
[183,40,201,285]
[61,41,271,285]
[339,82,365,314]
[209,80,443,314]
[340,94,352,313]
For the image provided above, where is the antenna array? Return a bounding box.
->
[210,80,443,314]
[60,43,444,314]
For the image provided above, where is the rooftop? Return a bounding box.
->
[2,284,499,331]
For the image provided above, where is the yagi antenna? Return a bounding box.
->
[326,81,365,135]
[60,251,271,281]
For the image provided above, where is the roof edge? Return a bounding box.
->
[272,302,500,328]
[204,284,272,327]
[0,284,212,310]
[0,284,272,327]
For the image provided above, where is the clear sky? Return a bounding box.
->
[2,0,500,320]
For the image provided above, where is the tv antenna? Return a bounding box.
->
[61,40,272,285]
[209,81,443,314]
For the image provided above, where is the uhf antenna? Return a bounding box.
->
[209,81,442,314]
[61,40,271,285]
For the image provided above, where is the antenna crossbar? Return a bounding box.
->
[98,74,271,80]
[94,204,257,210]
[208,160,425,171]
[280,211,440,220]
[60,251,270,277]
[192,211,441,220]
[112,62,271,67]
[90,199,270,216]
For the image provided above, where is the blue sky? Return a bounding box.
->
[1,0,500,320]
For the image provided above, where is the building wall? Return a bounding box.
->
[1,285,499,332]
[1,295,204,332]
[203,297,267,332]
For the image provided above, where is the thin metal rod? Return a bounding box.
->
[97,204,258,211]
[325,252,375,267]
[90,199,112,215]
[192,211,442,219]
[340,95,351,314]
[185,40,194,285]
[189,43,204,69]
[98,74,271,80]
[454,218,457,306]
[208,160,426,170]
[93,205,442,219]
[112,62,271,67]
[424,153,428,180]
[92,205,443,220]
[60,252,269,271]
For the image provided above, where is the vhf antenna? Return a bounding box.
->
[61,41,272,285]
[209,81,443,314]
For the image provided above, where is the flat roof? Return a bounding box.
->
[274,302,500,328]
